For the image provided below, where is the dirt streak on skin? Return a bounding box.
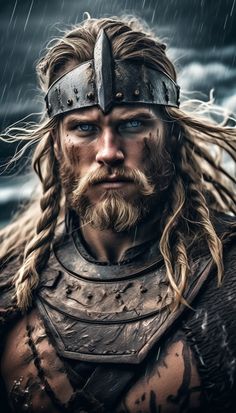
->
[116,335,202,413]
[149,389,160,413]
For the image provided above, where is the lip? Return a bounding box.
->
[98,181,131,189]
[94,177,133,189]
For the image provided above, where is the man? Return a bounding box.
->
[0,16,236,413]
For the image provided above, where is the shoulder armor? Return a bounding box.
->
[0,258,20,328]
[37,233,213,365]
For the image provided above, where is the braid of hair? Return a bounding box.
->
[14,135,61,311]
[173,232,190,308]
[182,142,223,283]
[159,176,188,307]
[160,132,224,309]
[186,179,223,282]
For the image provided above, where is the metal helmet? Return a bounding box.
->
[45,29,180,118]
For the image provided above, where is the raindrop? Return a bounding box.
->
[0,85,6,103]
[230,0,236,17]
[16,87,23,102]
[151,3,158,23]
[24,0,34,32]
[8,0,18,28]
[12,16,17,31]
[223,14,229,30]
[8,75,14,91]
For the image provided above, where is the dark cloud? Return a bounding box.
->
[167,43,236,111]
[0,0,235,140]
[0,0,235,223]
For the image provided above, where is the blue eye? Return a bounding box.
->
[125,120,142,128]
[77,124,95,132]
[119,120,143,131]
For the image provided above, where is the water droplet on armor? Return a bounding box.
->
[66,286,72,295]
[87,91,95,100]
[67,98,73,106]
[156,295,162,303]
[140,286,147,293]
[115,91,123,100]
[47,103,52,114]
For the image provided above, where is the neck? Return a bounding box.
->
[79,215,160,263]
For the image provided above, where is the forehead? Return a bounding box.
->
[62,104,160,123]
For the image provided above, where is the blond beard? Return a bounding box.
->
[60,135,174,232]
[69,166,155,232]
[79,190,149,231]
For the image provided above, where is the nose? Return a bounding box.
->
[95,128,124,166]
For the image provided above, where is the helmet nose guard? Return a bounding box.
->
[94,29,113,113]
[45,29,180,118]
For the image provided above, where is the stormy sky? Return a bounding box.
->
[0,0,235,130]
[0,0,235,223]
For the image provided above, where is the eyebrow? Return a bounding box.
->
[116,111,156,120]
[63,110,156,124]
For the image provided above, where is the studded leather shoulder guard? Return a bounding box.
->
[37,231,213,365]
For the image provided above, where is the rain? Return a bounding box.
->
[0,0,236,226]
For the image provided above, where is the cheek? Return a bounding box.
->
[62,135,81,165]
[62,135,95,169]
[67,146,81,166]
[141,136,159,169]
[143,136,174,191]
[125,139,145,166]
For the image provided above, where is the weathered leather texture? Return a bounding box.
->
[1,214,236,412]
[37,232,213,364]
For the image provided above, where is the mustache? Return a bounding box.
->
[72,166,155,199]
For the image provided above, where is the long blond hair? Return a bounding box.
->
[1,17,235,310]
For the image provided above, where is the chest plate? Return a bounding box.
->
[37,233,212,364]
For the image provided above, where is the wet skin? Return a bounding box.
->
[1,310,202,413]
[0,107,203,412]
[55,104,167,262]
[56,104,166,204]
[116,338,202,413]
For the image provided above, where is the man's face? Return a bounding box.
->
[56,104,172,231]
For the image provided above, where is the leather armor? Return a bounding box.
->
[37,228,212,365]
[0,214,236,412]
